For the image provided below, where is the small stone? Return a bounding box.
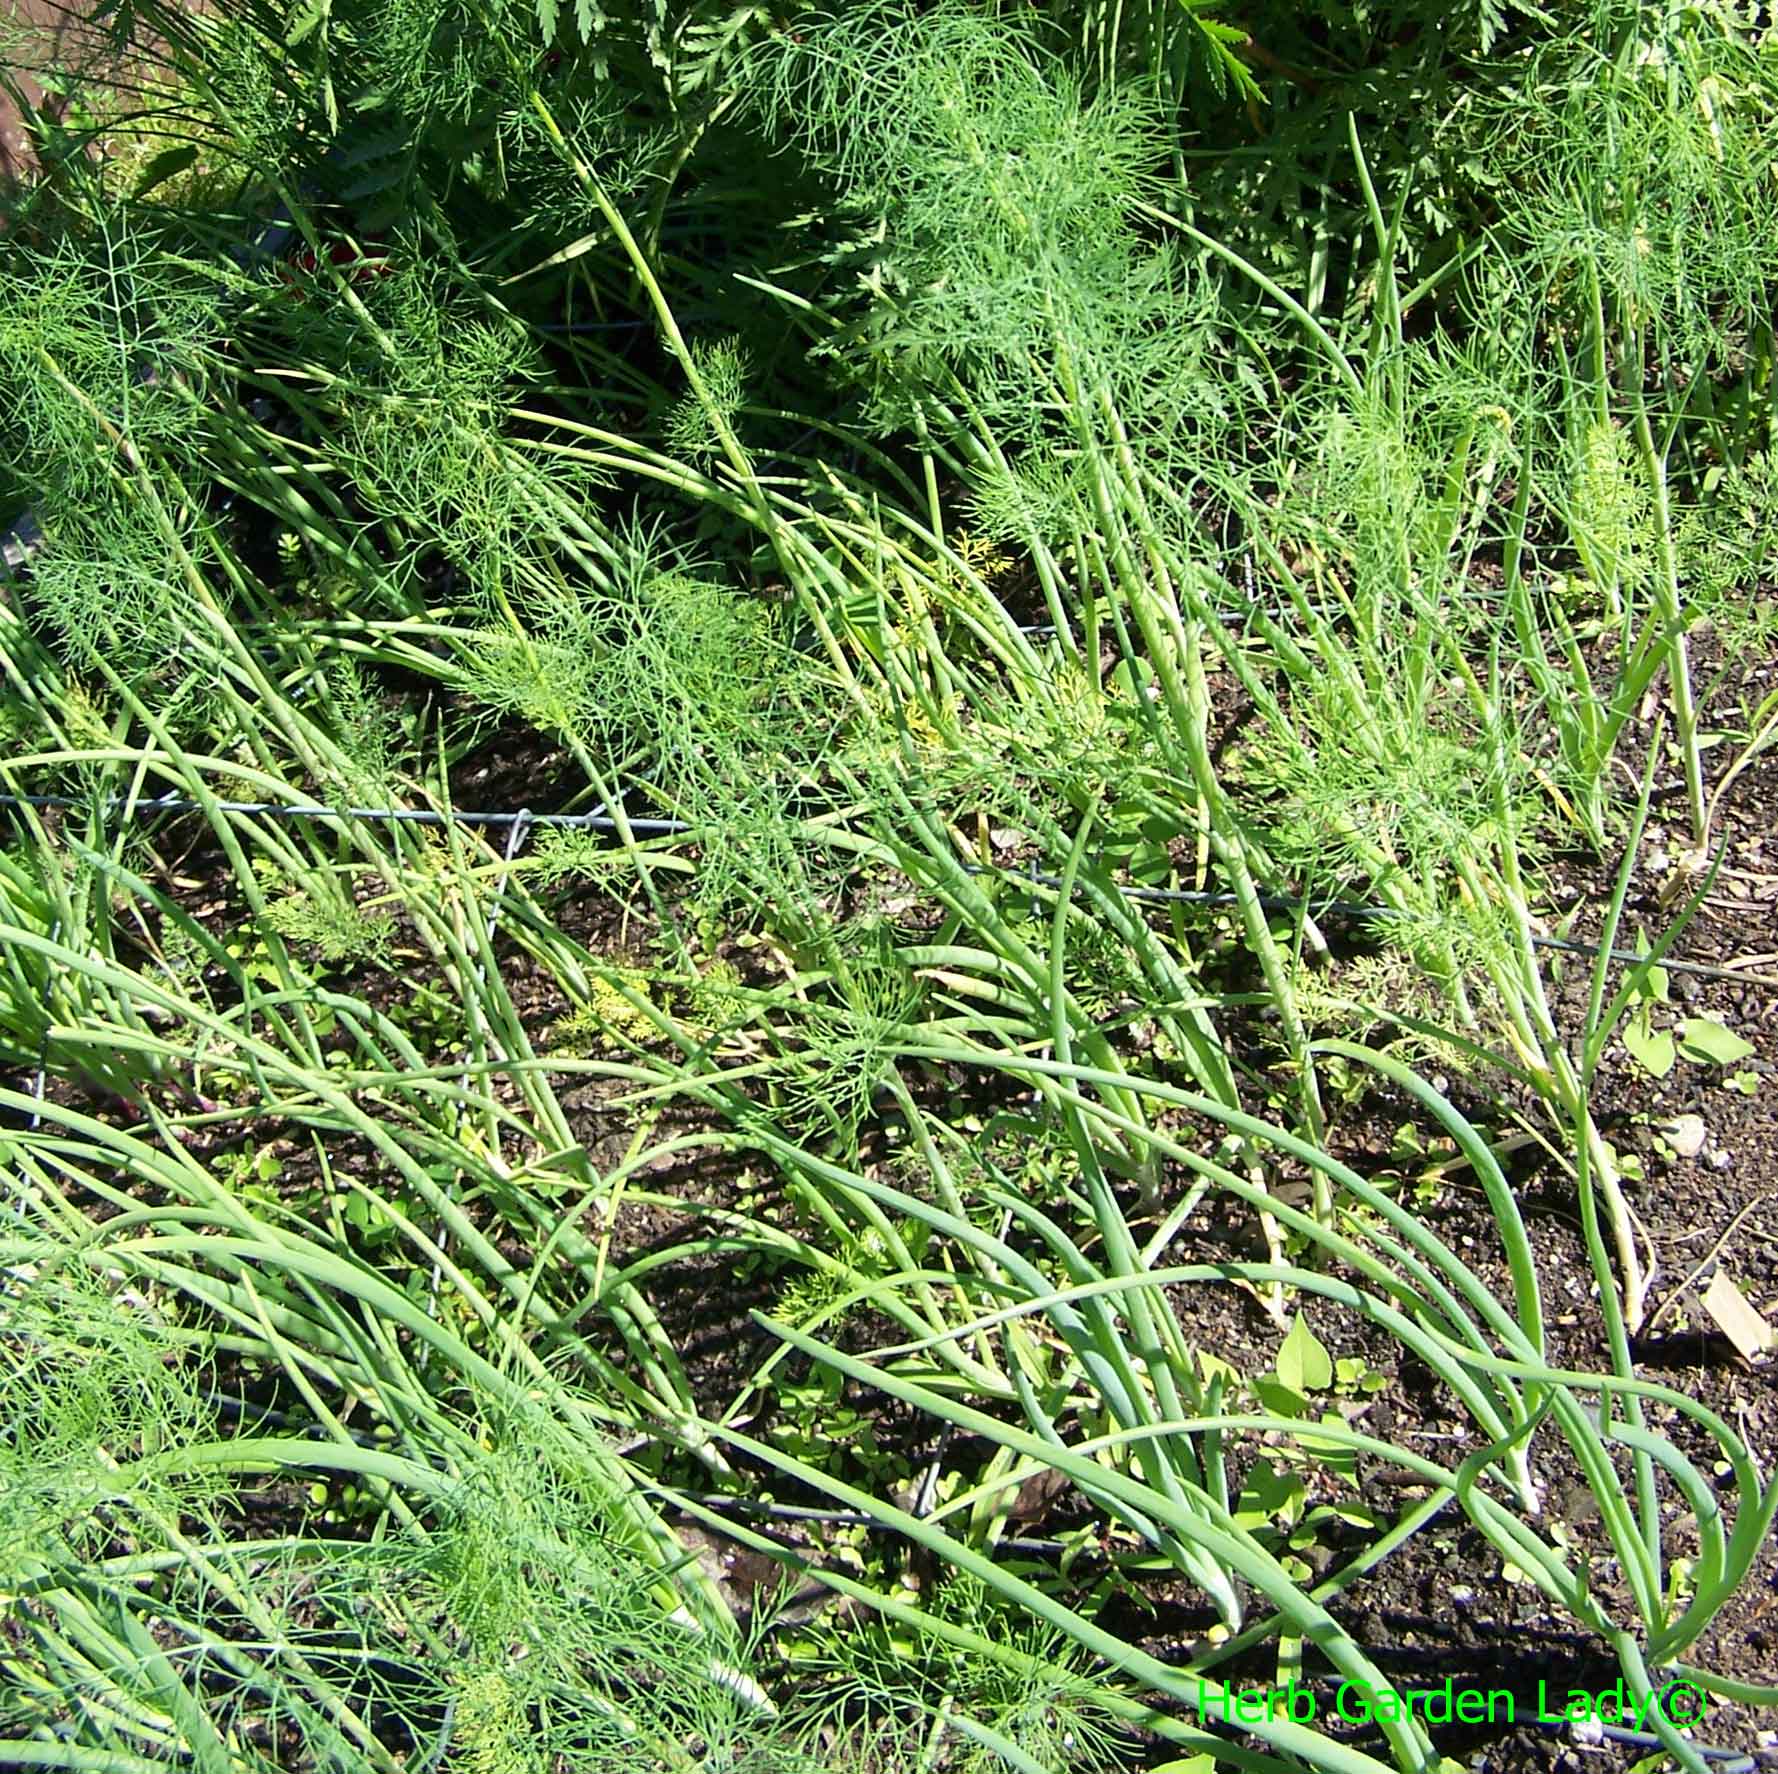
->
[1661,1114,1707,1158]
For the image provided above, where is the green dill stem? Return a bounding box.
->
[1135,201,1364,402]
[522,89,869,713]
[1083,387,1325,1149]
[641,91,741,264]
[1347,115,1403,382]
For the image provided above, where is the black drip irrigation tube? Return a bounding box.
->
[1,790,1773,993]
[973,859,1778,993]
[0,788,688,835]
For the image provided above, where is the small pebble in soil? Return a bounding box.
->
[1661,1113,1708,1157]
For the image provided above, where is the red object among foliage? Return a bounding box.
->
[278,235,394,292]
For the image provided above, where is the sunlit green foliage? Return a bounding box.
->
[2,0,1776,1768]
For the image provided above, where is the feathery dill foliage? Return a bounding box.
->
[1248,680,1539,964]
[1479,8,1778,364]
[496,91,672,230]
[773,920,922,1147]
[192,8,304,163]
[24,499,194,670]
[0,227,224,667]
[666,335,751,462]
[323,660,412,798]
[1254,339,1528,607]
[463,544,781,752]
[262,875,397,966]
[1679,450,1778,645]
[798,1572,1132,1773]
[1564,417,1654,611]
[752,0,1235,449]
[466,534,843,931]
[336,1418,825,1774]
[0,1253,229,1568]
[359,0,526,123]
[330,247,599,603]
[0,232,215,487]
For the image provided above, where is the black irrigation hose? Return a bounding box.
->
[0,789,689,835]
[2,790,1772,992]
[981,862,1778,993]
[1574,1726,1761,1771]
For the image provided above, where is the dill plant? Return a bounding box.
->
[752,0,1236,457]
[0,230,218,481]
[753,1,1332,1134]
[793,1571,1133,1773]
[772,920,922,1151]
[0,225,227,673]
[0,1253,229,1570]
[340,1417,821,1774]
[1192,332,1675,1321]
[666,335,751,464]
[177,6,305,168]
[262,872,397,966]
[1479,4,1778,376]
[491,91,672,238]
[468,534,846,945]
[461,614,605,735]
[316,245,607,608]
[1225,345,1554,965]
[322,659,413,800]
[357,0,523,124]
[1472,4,1778,845]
